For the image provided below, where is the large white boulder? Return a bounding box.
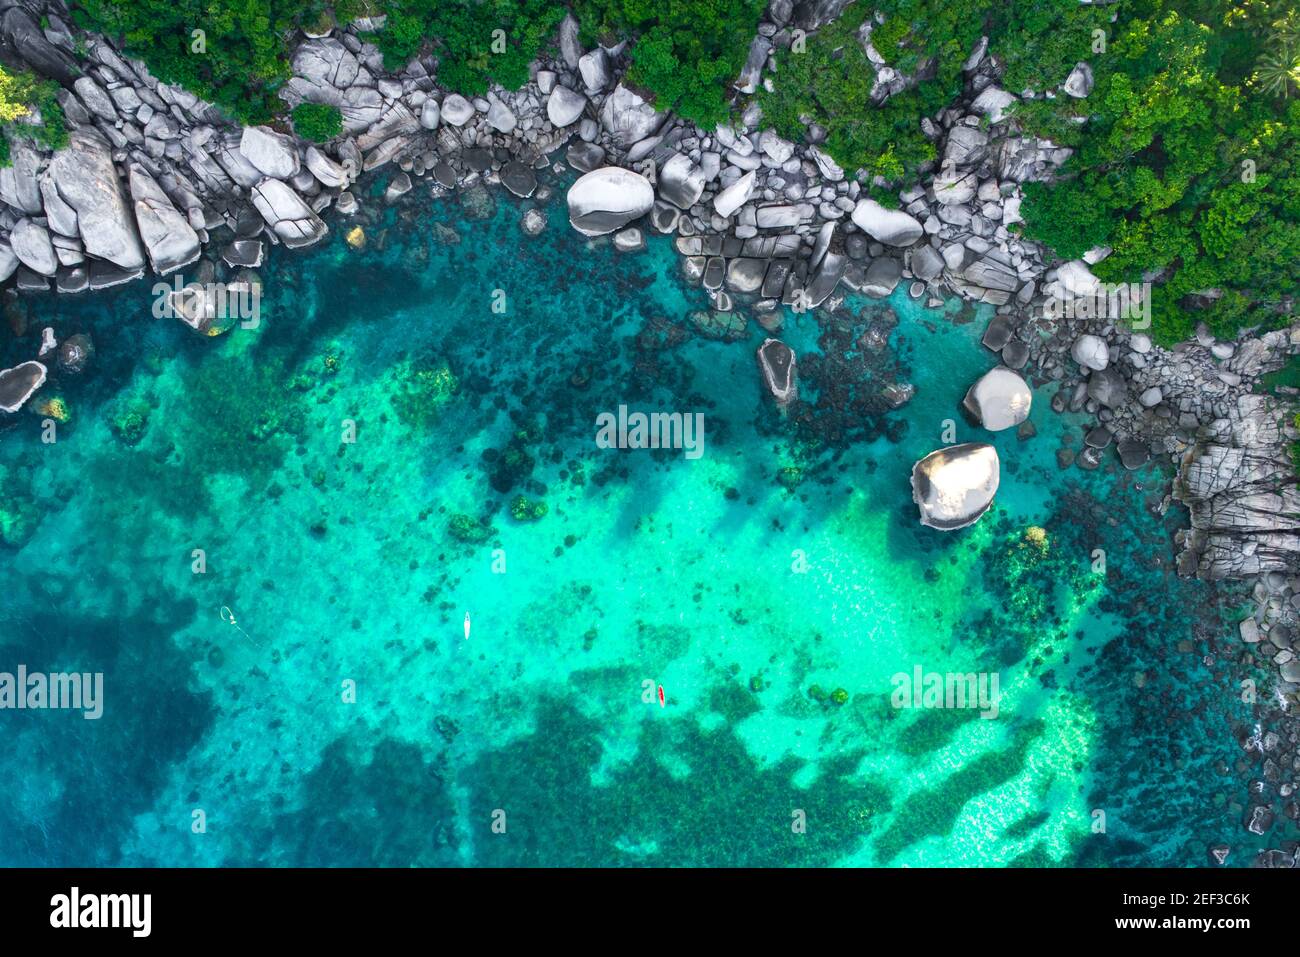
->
[441,94,475,126]
[305,146,348,188]
[1064,62,1094,98]
[579,48,612,92]
[932,167,977,205]
[566,166,654,236]
[546,85,587,127]
[971,86,1017,123]
[46,130,145,270]
[1046,259,1100,299]
[850,199,923,246]
[0,239,18,282]
[129,163,200,275]
[599,84,664,146]
[292,38,359,88]
[240,126,300,180]
[659,153,706,210]
[1071,334,1110,371]
[10,218,57,276]
[485,95,517,133]
[419,98,441,130]
[911,443,1001,530]
[74,76,118,121]
[963,367,1032,431]
[713,170,756,218]
[250,178,327,248]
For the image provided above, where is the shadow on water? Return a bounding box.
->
[464,695,890,867]
[0,599,213,866]
[236,734,461,867]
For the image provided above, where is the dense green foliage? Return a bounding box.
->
[759,0,1300,344]
[759,5,951,180]
[1016,0,1300,344]
[69,0,764,128]
[291,101,343,141]
[72,0,311,124]
[70,0,570,120]
[993,1,1111,95]
[574,0,765,127]
[0,69,67,166]
[372,0,566,93]
[759,1,1110,183]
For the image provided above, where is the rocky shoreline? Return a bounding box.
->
[0,0,1296,862]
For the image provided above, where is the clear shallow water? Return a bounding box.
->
[0,181,1262,866]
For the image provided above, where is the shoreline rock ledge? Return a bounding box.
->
[911,443,1001,531]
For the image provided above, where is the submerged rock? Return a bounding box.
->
[565,141,605,173]
[57,333,93,375]
[911,443,1000,530]
[862,257,902,297]
[566,166,654,236]
[223,239,265,268]
[613,227,644,252]
[499,161,537,199]
[521,208,547,236]
[384,172,412,202]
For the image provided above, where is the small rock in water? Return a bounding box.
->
[500,161,537,199]
[0,360,47,413]
[757,338,797,406]
[384,173,412,203]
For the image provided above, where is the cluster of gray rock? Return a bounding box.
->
[0,15,336,292]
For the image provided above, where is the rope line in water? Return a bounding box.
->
[220,605,257,644]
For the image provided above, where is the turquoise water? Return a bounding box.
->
[0,180,1265,866]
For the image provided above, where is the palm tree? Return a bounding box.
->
[1256,25,1300,98]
